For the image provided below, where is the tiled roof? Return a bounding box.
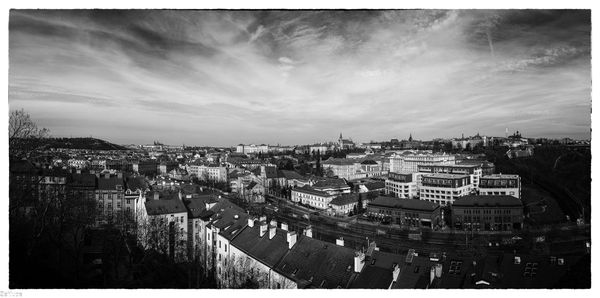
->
[70,173,97,188]
[292,185,332,197]
[97,176,124,190]
[453,195,523,208]
[363,181,385,191]
[369,196,439,212]
[230,223,291,268]
[330,193,359,206]
[278,170,307,180]
[275,236,358,289]
[145,199,187,216]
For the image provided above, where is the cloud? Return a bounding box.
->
[8,10,591,145]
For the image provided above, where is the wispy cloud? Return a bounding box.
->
[8,9,591,145]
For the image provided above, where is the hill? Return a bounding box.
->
[17,137,129,151]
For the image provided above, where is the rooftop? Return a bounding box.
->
[145,199,187,216]
[453,195,523,208]
[369,196,440,212]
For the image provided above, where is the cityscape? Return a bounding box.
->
[7,9,592,291]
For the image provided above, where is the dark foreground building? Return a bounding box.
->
[452,195,524,231]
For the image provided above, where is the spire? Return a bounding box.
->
[339,132,343,140]
[409,133,413,142]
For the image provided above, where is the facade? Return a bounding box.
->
[95,173,126,226]
[389,152,456,174]
[322,158,364,180]
[420,173,472,206]
[291,185,336,209]
[133,160,158,176]
[418,164,482,190]
[452,195,524,231]
[139,197,189,262]
[385,172,418,199]
[338,133,356,149]
[329,193,370,216]
[478,174,521,199]
[367,196,441,228]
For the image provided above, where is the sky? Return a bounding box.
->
[8,10,591,146]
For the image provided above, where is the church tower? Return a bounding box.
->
[409,133,413,142]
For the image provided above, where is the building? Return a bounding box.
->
[338,133,356,149]
[419,173,472,206]
[95,173,126,226]
[310,178,351,196]
[321,158,365,180]
[133,160,158,176]
[452,195,524,231]
[478,174,521,199]
[451,133,488,149]
[139,197,189,262]
[385,172,419,199]
[291,185,336,210]
[367,196,441,228]
[329,193,370,216]
[389,152,456,174]
[227,219,297,289]
[418,164,482,190]
[309,144,330,155]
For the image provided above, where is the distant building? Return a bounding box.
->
[451,195,524,231]
[389,151,456,174]
[338,133,356,149]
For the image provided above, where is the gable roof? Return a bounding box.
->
[69,173,97,188]
[230,222,291,268]
[275,236,358,288]
[330,193,359,206]
[97,176,124,190]
[145,199,187,216]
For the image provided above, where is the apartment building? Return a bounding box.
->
[389,152,456,174]
[478,174,521,199]
[385,172,419,199]
[419,173,472,206]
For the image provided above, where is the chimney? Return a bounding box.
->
[304,225,313,238]
[269,225,276,239]
[287,231,297,249]
[336,237,344,246]
[392,264,400,282]
[248,217,255,228]
[435,264,443,278]
[281,222,289,231]
[259,215,267,222]
[259,221,268,237]
[430,266,436,285]
[354,251,365,273]
[270,219,277,227]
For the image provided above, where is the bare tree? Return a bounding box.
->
[9,109,50,158]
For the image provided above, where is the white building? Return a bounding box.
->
[389,152,456,174]
[419,173,472,206]
[478,174,521,199]
[385,172,419,199]
[291,186,336,210]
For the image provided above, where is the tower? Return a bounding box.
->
[409,133,413,142]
